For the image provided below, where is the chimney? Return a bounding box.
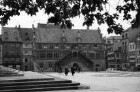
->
[18,25,20,29]
[15,26,17,29]
[87,26,89,31]
[32,24,35,29]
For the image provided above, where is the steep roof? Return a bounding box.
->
[122,26,140,40]
[35,24,103,43]
[18,28,34,42]
[2,27,22,42]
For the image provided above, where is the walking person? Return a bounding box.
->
[64,67,69,76]
[77,66,81,73]
[58,66,63,74]
[71,66,75,76]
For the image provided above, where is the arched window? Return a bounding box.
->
[47,52,53,58]
[73,52,78,57]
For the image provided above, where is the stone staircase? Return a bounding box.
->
[0,72,89,92]
[0,65,24,77]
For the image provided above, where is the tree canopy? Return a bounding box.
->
[0,0,139,34]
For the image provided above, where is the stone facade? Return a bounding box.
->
[121,27,140,70]
[2,27,22,70]
[105,36,122,70]
[1,23,106,71]
[0,35,2,65]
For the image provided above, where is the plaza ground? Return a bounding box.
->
[41,71,140,92]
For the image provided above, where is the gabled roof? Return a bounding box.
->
[122,26,140,40]
[2,27,22,42]
[129,32,140,43]
[35,24,103,43]
[18,28,34,42]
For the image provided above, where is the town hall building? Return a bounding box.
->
[1,23,106,71]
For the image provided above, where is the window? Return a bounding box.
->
[73,52,78,57]
[40,53,46,58]
[94,44,97,48]
[77,38,82,42]
[37,44,42,49]
[48,62,53,68]
[90,53,95,58]
[25,32,29,35]
[25,37,30,41]
[44,46,48,49]
[55,45,59,49]
[96,53,100,58]
[61,37,67,42]
[47,52,53,58]
[4,58,9,62]
[40,62,44,68]
[49,45,53,49]
[125,34,128,38]
[54,53,59,58]
[122,35,124,39]
[60,45,65,49]
[14,32,17,36]
[25,59,28,62]
[107,41,111,44]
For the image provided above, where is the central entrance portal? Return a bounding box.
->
[72,63,80,72]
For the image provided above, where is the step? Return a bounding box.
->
[0,80,72,87]
[0,77,54,83]
[0,74,24,77]
[0,82,80,90]
[0,86,81,92]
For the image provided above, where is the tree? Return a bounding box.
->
[0,0,139,34]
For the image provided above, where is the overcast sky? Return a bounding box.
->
[0,0,136,37]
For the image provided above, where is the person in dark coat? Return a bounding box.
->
[71,66,75,76]
[64,67,69,76]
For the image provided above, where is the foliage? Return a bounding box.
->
[0,0,139,34]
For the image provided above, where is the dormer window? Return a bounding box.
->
[61,37,67,42]
[25,32,29,35]
[4,32,8,35]
[77,37,82,43]
[14,32,17,36]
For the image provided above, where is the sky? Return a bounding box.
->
[0,0,136,37]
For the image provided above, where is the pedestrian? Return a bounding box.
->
[58,66,63,74]
[71,66,75,76]
[77,66,81,73]
[64,67,69,76]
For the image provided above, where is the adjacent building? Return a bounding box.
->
[0,35,2,65]
[105,36,122,70]
[128,32,140,71]
[2,27,22,70]
[121,27,140,70]
[18,26,35,71]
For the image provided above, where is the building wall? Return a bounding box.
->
[106,36,122,70]
[2,42,22,70]
[121,27,140,70]
[135,36,140,70]
[0,40,2,65]
[34,43,105,71]
[22,43,34,71]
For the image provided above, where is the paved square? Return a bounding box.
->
[42,71,140,92]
